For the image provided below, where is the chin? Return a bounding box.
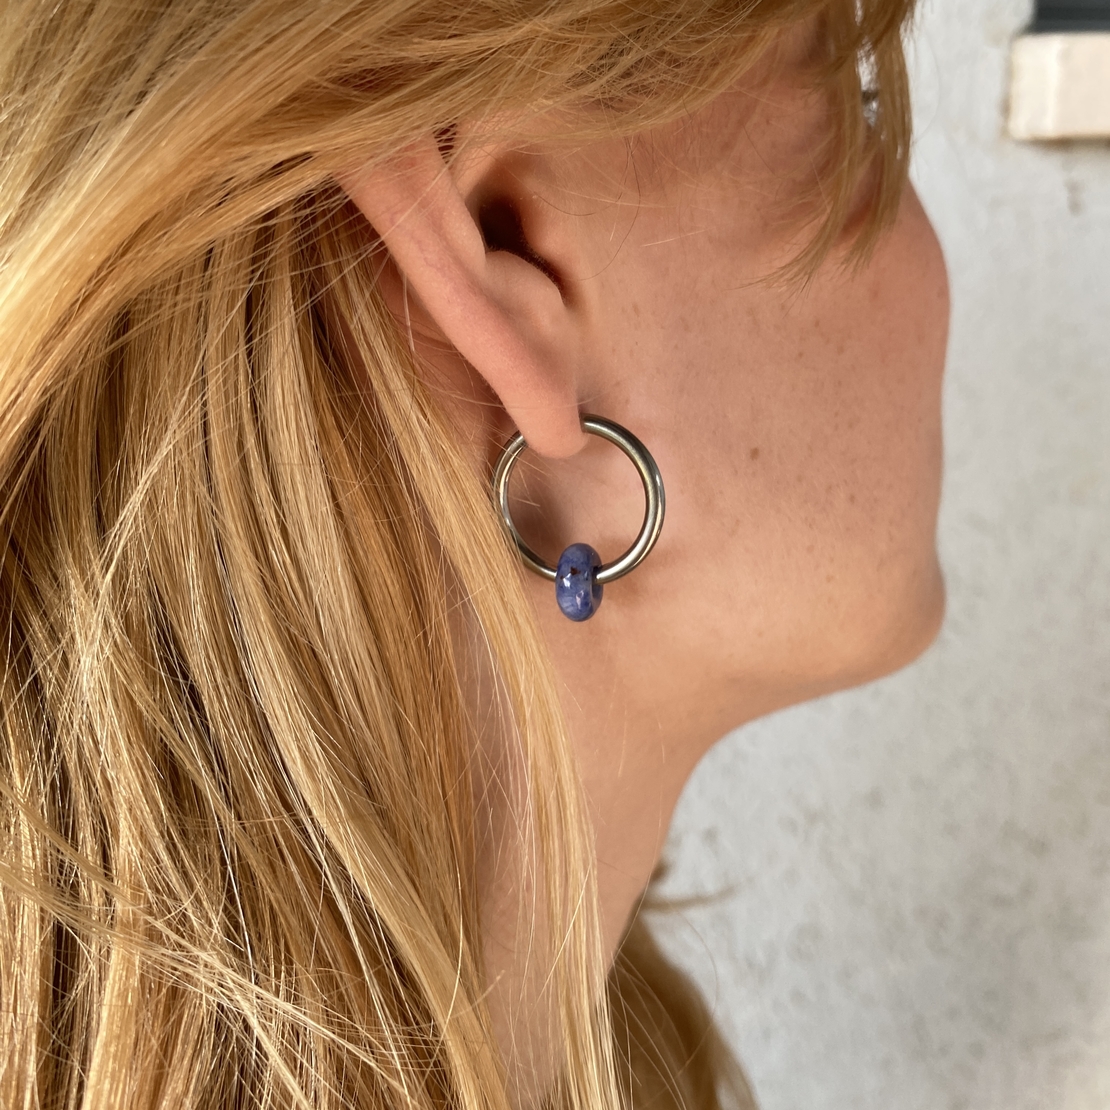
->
[831,552,947,692]
[722,553,946,729]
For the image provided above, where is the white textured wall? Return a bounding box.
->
[655,2,1110,1108]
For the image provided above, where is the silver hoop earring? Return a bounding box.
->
[492,415,665,622]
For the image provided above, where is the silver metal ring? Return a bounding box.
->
[492,415,665,585]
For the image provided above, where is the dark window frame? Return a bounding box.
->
[1033,0,1110,31]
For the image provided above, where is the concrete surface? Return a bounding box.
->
[654,2,1110,1108]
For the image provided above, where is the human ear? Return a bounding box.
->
[338,137,587,459]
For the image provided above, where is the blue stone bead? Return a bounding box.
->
[555,543,603,622]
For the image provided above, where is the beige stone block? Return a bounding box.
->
[1009,32,1110,140]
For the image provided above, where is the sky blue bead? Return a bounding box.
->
[555,543,603,622]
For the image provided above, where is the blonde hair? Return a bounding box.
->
[0,2,913,1108]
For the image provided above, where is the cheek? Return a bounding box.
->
[727,192,949,681]
[615,187,948,693]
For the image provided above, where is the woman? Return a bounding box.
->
[0,1,947,1108]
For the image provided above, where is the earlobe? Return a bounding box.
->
[337,138,588,459]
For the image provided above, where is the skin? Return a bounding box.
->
[341,20,948,1101]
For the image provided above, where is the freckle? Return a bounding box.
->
[632,303,641,317]
[806,544,815,554]
[825,484,832,495]
[750,447,760,461]
[825,573,833,584]
[849,493,856,504]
